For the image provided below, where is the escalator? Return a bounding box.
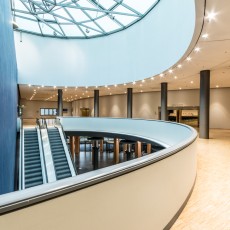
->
[48,128,73,180]
[19,119,76,190]
[23,129,44,189]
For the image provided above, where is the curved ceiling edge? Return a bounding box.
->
[15,0,197,87]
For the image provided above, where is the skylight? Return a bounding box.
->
[12,0,160,38]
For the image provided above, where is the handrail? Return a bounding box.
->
[54,118,77,176]
[37,118,56,183]
[0,118,197,214]
[36,119,48,184]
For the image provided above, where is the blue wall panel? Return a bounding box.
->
[0,0,18,194]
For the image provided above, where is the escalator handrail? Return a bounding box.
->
[36,119,48,184]
[18,118,24,190]
[37,118,57,183]
[55,118,77,175]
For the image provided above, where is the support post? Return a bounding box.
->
[57,89,63,116]
[135,141,141,158]
[147,144,151,154]
[127,88,133,118]
[92,141,99,170]
[114,138,119,164]
[74,136,80,155]
[94,89,99,117]
[70,136,75,158]
[161,82,168,120]
[100,139,104,153]
[199,70,210,139]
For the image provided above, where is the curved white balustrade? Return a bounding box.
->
[0,118,197,230]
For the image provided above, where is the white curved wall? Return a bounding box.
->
[14,0,196,87]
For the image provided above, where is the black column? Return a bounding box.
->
[94,89,99,117]
[161,82,168,120]
[127,88,133,118]
[57,89,63,116]
[199,70,210,139]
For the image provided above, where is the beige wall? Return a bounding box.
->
[20,99,72,119]
[72,88,230,129]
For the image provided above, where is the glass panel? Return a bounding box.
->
[40,109,44,116]
[16,17,41,33]
[13,0,159,38]
[123,0,158,14]
[96,16,120,32]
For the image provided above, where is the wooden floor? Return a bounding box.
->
[171,129,230,230]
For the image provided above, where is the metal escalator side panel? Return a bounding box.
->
[40,129,56,183]
[23,129,43,189]
[57,128,76,177]
[19,128,25,190]
[36,128,47,184]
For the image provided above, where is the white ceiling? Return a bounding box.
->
[19,0,230,102]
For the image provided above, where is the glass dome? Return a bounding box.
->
[12,0,160,38]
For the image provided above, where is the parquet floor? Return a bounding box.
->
[171,129,230,230]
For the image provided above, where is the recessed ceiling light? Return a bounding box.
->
[28,84,31,87]
[140,84,142,87]
[41,85,44,88]
[105,85,107,88]
[174,76,177,79]
[206,12,216,22]
[168,69,173,73]
[191,81,194,84]
[186,57,192,61]
[179,87,182,90]
[141,90,143,93]
[177,64,182,68]
[132,81,136,85]
[65,86,67,89]
[202,33,209,39]
[216,85,219,88]
[114,84,117,87]
[142,79,145,83]
[151,77,154,80]
[160,73,164,77]
[95,86,98,88]
[53,86,56,89]
[194,47,200,52]
[124,83,126,86]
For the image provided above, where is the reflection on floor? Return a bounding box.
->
[74,150,142,174]
[171,129,230,230]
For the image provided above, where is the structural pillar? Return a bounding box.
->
[74,136,80,155]
[70,136,75,158]
[100,139,104,153]
[92,141,99,170]
[161,82,168,120]
[147,144,151,154]
[135,141,142,158]
[114,138,119,164]
[57,89,63,116]
[94,89,99,117]
[127,88,133,118]
[199,70,210,139]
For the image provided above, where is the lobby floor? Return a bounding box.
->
[171,129,230,230]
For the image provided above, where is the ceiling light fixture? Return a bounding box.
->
[194,47,201,52]
[206,12,217,22]
[168,69,173,74]
[202,33,209,39]
[177,64,182,68]
[186,57,192,61]
[160,73,164,77]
